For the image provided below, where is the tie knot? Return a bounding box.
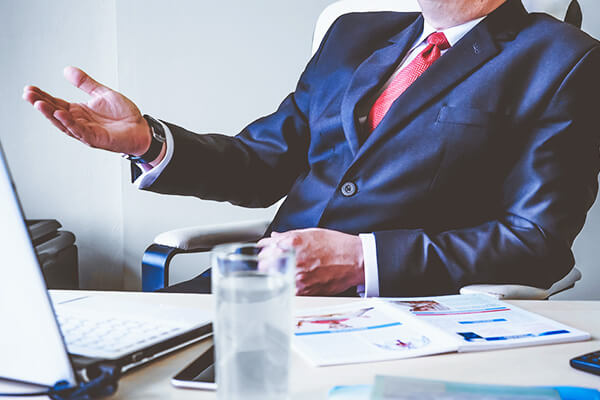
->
[427,32,450,50]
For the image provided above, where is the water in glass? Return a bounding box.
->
[213,244,294,400]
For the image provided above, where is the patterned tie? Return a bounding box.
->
[367,32,451,132]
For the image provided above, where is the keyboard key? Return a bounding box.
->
[56,313,188,356]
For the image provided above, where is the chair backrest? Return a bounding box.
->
[312,0,420,55]
[312,0,578,55]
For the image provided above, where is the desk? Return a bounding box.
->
[3,291,600,399]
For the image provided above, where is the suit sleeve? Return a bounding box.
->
[138,23,337,209]
[375,46,600,296]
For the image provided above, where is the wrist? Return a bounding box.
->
[125,115,166,164]
[131,118,152,157]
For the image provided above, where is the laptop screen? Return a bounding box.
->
[0,144,76,387]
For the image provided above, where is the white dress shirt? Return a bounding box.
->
[134,15,485,297]
[357,16,485,297]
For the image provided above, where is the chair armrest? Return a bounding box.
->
[142,219,271,292]
[153,219,271,251]
[459,267,582,300]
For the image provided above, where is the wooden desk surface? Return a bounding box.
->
[5,291,600,399]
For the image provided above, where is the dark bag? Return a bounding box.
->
[27,219,79,289]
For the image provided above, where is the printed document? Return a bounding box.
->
[293,294,589,366]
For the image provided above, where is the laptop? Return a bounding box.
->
[0,143,212,390]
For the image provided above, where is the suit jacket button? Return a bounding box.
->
[341,181,357,197]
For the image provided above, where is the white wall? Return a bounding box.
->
[0,0,124,289]
[580,0,600,39]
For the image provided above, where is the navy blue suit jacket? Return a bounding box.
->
[144,0,600,296]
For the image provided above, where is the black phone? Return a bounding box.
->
[171,345,216,390]
[570,350,600,376]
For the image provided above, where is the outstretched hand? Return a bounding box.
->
[23,66,151,156]
[258,228,365,296]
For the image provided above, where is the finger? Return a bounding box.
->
[296,284,320,296]
[23,90,44,106]
[23,85,70,110]
[295,277,307,296]
[23,86,70,111]
[69,107,90,120]
[295,250,315,267]
[33,100,57,119]
[295,271,320,296]
[54,110,94,143]
[257,247,290,273]
[257,237,275,247]
[295,272,313,293]
[281,231,302,247]
[32,101,70,134]
[23,87,55,106]
[63,66,109,96]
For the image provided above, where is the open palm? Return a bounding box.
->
[23,66,150,155]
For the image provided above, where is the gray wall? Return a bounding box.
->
[2,0,599,298]
[0,0,124,289]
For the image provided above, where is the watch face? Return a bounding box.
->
[145,115,166,143]
[152,128,166,143]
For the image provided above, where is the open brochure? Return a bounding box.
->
[293,294,590,366]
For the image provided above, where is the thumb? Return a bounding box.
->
[63,66,109,96]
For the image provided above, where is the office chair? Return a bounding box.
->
[142,0,584,299]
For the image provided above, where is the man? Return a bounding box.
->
[23,0,600,297]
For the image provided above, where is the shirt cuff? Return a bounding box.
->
[133,120,175,189]
[359,233,379,297]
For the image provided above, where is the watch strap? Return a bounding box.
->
[125,115,166,164]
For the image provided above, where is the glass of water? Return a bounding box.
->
[212,242,295,400]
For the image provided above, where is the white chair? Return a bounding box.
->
[142,0,583,299]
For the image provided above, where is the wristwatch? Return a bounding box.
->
[124,114,166,164]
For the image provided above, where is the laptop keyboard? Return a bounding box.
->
[57,313,184,358]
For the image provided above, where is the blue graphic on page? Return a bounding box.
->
[295,322,402,336]
[458,329,570,342]
[295,307,404,336]
[459,318,507,325]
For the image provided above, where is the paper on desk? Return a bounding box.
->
[293,301,456,366]
[294,294,590,367]
[380,294,590,352]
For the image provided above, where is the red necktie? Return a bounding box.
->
[367,32,451,132]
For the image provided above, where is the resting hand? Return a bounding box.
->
[258,228,365,296]
[23,66,151,156]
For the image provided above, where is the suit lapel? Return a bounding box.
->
[351,0,528,163]
[340,15,424,156]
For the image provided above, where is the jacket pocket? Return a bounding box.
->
[436,105,508,127]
